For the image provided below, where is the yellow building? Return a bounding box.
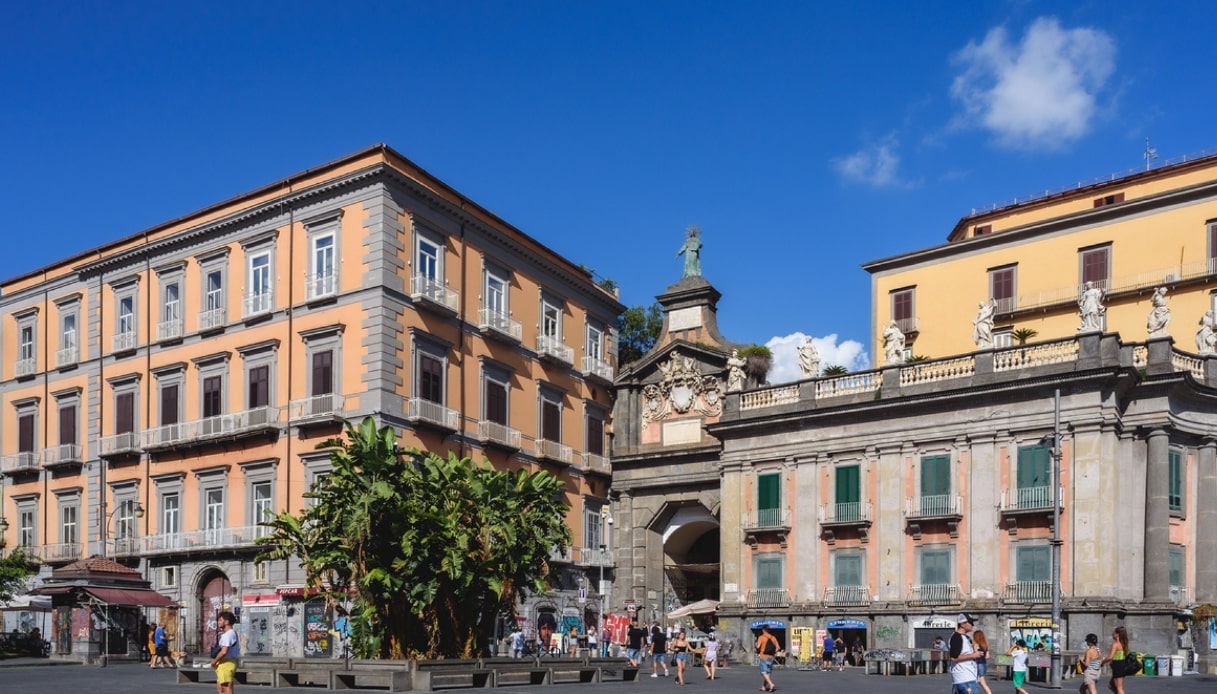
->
[0,144,622,658]
[867,154,1217,360]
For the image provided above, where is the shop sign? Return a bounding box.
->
[749,619,786,629]
[914,617,956,629]
[828,619,867,629]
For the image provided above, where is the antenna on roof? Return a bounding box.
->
[1144,138,1159,171]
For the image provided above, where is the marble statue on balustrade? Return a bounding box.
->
[972,299,997,349]
[798,337,820,378]
[726,349,746,392]
[1077,281,1106,332]
[1197,311,1217,355]
[882,320,906,366]
[677,225,703,279]
[1146,286,1171,338]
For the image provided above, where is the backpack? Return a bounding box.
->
[1123,653,1142,676]
[762,635,777,656]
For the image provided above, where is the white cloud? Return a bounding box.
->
[831,135,912,188]
[950,16,1116,149]
[765,332,869,384]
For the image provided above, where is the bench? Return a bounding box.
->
[551,667,600,684]
[277,661,336,688]
[332,668,412,691]
[178,667,218,685]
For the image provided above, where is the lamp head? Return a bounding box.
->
[134,502,145,519]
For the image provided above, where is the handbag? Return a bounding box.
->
[210,643,222,659]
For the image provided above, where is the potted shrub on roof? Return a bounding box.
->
[739,344,773,387]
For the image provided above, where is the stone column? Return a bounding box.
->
[1196,441,1217,603]
[1143,428,1171,601]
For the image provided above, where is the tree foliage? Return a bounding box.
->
[0,548,38,602]
[617,302,663,367]
[256,418,571,659]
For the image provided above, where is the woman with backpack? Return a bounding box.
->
[1102,626,1130,694]
[1079,633,1102,694]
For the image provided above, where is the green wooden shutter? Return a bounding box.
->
[1016,546,1050,582]
[1017,446,1050,490]
[756,558,783,589]
[835,555,862,586]
[921,550,951,585]
[758,474,780,511]
[1168,450,1183,511]
[1168,547,1184,588]
[921,455,950,496]
[836,465,860,503]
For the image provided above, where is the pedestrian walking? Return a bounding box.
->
[1007,639,1030,694]
[1102,626,1130,694]
[972,630,993,694]
[209,610,241,694]
[626,618,647,666]
[672,629,691,685]
[588,626,598,659]
[949,613,985,694]
[1080,633,1102,694]
[650,622,670,678]
[821,634,834,671]
[154,622,178,668]
[703,634,719,680]
[756,625,779,692]
[834,636,846,671]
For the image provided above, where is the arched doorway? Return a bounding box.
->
[662,505,720,626]
[198,570,234,654]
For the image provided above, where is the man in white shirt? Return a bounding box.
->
[210,610,241,694]
[949,613,984,694]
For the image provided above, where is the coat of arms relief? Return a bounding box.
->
[641,351,724,429]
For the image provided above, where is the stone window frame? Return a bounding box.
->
[110,275,141,351]
[830,548,866,588]
[109,480,140,541]
[197,246,231,332]
[155,262,186,340]
[150,362,187,428]
[53,293,82,368]
[410,330,450,405]
[161,566,179,588]
[13,493,39,548]
[13,396,41,456]
[585,316,606,364]
[237,340,281,410]
[584,400,607,457]
[15,306,38,376]
[537,384,564,443]
[480,359,513,426]
[1011,540,1051,584]
[482,261,512,317]
[915,449,953,498]
[192,352,232,419]
[412,221,447,285]
[241,458,278,529]
[300,452,333,506]
[194,466,231,532]
[53,488,81,547]
[240,230,279,320]
[52,387,81,450]
[152,472,185,536]
[916,543,954,587]
[108,373,141,436]
[300,324,345,398]
[539,291,564,342]
[303,209,343,300]
[753,552,785,591]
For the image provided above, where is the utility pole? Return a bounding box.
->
[1049,389,1063,688]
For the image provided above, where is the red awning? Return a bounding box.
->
[85,587,178,607]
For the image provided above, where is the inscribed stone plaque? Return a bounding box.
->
[663,418,702,445]
[667,307,702,331]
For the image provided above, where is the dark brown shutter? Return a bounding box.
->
[1081,248,1109,285]
[116,393,135,434]
[59,405,76,446]
[419,354,442,403]
[161,385,179,426]
[587,416,604,456]
[486,380,507,425]
[541,399,560,441]
[312,350,333,396]
[18,414,35,453]
[203,376,222,417]
[248,366,269,409]
[893,290,913,321]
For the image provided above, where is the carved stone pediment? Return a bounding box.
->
[641,350,723,429]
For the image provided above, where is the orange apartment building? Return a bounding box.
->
[0,144,622,657]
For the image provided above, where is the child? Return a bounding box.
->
[1008,639,1030,694]
[1079,633,1102,694]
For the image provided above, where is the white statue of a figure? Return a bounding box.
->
[1197,311,1217,355]
[1078,281,1106,332]
[882,320,906,366]
[726,349,746,392]
[1146,286,1171,337]
[972,300,997,349]
[798,337,820,378]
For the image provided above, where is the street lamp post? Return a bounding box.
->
[600,508,613,658]
[1049,389,1063,689]
[100,500,144,668]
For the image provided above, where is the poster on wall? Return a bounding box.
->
[1008,617,1057,652]
[303,600,332,658]
[1209,618,1216,650]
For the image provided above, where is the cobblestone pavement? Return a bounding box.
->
[0,659,1213,694]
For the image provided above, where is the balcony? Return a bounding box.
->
[535,439,573,465]
[142,406,281,451]
[243,291,273,319]
[15,357,37,378]
[1169,585,1190,607]
[746,588,791,609]
[819,502,872,544]
[1002,581,1053,604]
[306,272,336,300]
[405,397,460,433]
[743,508,791,549]
[1,452,40,475]
[1000,486,1063,534]
[410,275,459,314]
[135,526,264,556]
[823,585,871,607]
[896,317,920,335]
[56,346,79,368]
[549,545,573,563]
[41,444,83,469]
[478,420,522,451]
[98,432,141,458]
[38,543,82,564]
[157,318,184,342]
[478,307,522,343]
[536,335,574,366]
[199,307,226,331]
[907,583,963,606]
[289,393,346,424]
[905,494,963,538]
[112,331,137,353]
[573,546,614,567]
[581,452,610,475]
[582,355,614,383]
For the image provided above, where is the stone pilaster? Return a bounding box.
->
[1143,428,1171,601]
[1195,441,1217,603]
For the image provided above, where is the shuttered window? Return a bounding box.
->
[541,396,561,441]
[115,392,135,434]
[1080,246,1110,287]
[161,385,179,426]
[836,465,860,503]
[920,455,950,496]
[835,554,862,586]
[1017,445,1051,490]
[485,378,508,425]
[203,376,223,418]
[59,405,76,446]
[312,350,333,396]
[248,365,269,409]
[921,550,951,586]
[1016,545,1050,582]
[18,414,35,453]
[1168,449,1184,511]
[756,558,783,590]
[757,473,780,511]
[419,353,443,404]
[587,416,604,456]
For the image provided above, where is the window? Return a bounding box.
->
[993,328,1014,349]
[60,312,78,364]
[835,464,861,521]
[484,369,509,425]
[253,562,268,583]
[920,549,951,586]
[162,493,180,535]
[757,473,780,526]
[418,353,443,404]
[1209,222,1217,274]
[1093,192,1125,208]
[311,350,333,396]
[115,499,138,540]
[891,287,915,333]
[1168,449,1184,513]
[159,278,182,341]
[203,376,223,418]
[205,488,225,532]
[252,482,273,536]
[1016,445,1051,508]
[61,504,78,546]
[973,224,992,236]
[417,235,441,283]
[17,412,36,456]
[485,271,508,316]
[586,414,605,456]
[162,567,178,588]
[160,384,180,426]
[118,296,135,338]
[58,404,77,447]
[248,252,271,313]
[920,455,951,514]
[1169,546,1185,590]
[756,556,784,590]
[833,553,863,587]
[115,391,136,435]
[1016,545,1050,583]
[248,365,270,409]
[1079,246,1110,289]
[989,266,1016,313]
[587,323,604,362]
[18,508,35,547]
[540,391,561,441]
[17,323,35,376]
[201,266,226,330]
[541,300,561,340]
[584,508,605,550]
[309,232,336,298]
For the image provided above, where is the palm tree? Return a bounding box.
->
[822,365,849,376]
[1011,328,1038,345]
[907,354,931,363]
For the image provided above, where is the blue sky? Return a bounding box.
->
[3,1,1215,379]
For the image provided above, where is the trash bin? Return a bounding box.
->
[1170,655,1184,676]
[1156,656,1170,677]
